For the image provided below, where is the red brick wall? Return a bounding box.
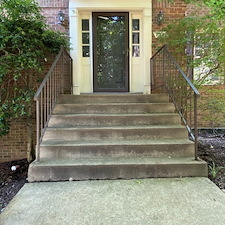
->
[151,0,187,93]
[0,57,54,163]
[38,0,69,34]
[186,2,210,17]
[152,0,187,54]
[0,119,28,163]
[0,1,214,163]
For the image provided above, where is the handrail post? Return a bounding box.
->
[36,98,40,162]
[162,46,166,89]
[71,57,73,94]
[150,58,154,86]
[61,46,65,94]
[194,93,198,160]
[34,46,73,162]
[150,45,200,161]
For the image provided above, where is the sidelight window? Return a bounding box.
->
[132,19,140,57]
[82,19,90,57]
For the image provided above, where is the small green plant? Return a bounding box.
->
[208,162,225,179]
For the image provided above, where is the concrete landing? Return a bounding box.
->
[1,178,225,225]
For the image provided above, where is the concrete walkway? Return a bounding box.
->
[1,178,225,225]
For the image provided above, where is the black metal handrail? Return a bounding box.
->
[34,46,73,161]
[150,45,200,160]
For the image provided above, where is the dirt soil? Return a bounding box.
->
[0,159,28,213]
[0,132,225,213]
[198,131,225,189]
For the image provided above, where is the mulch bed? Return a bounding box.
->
[0,159,29,213]
[1,132,225,213]
[198,131,225,189]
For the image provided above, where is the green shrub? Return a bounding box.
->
[0,0,69,160]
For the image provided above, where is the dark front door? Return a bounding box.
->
[93,12,129,92]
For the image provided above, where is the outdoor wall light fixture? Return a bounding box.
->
[157,11,164,25]
[58,11,65,25]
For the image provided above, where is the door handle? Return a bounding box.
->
[123,48,130,56]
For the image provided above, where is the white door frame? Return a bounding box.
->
[69,0,152,94]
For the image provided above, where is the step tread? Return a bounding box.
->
[30,157,206,167]
[79,94,168,97]
[51,113,178,117]
[41,139,193,146]
[55,103,173,106]
[46,125,185,130]
[59,94,168,97]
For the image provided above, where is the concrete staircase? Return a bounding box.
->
[28,94,207,182]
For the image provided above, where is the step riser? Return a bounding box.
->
[28,163,207,182]
[43,128,188,141]
[28,93,207,182]
[53,104,175,114]
[48,115,180,127]
[57,94,169,104]
[40,144,194,159]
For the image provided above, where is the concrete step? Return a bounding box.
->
[42,125,188,141]
[39,139,194,159]
[48,113,180,127]
[28,93,207,182]
[53,103,175,114]
[28,157,208,182]
[57,94,169,104]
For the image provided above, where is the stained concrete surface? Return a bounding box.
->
[1,178,225,225]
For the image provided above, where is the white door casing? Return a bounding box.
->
[69,0,152,94]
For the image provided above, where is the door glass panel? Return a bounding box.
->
[82,19,90,57]
[132,33,139,44]
[83,46,90,57]
[82,19,89,31]
[132,19,139,31]
[132,19,140,57]
[94,14,128,90]
[132,46,140,57]
[82,33,89,44]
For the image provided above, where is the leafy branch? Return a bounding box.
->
[0,0,69,161]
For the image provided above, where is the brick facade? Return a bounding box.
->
[186,2,210,17]
[37,0,69,33]
[0,58,54,163]
[0,118,27,163]
[0,0,219,163]
[151,0,187,93]
[152,0,187,54]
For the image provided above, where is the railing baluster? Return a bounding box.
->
[190,90,192,129]
[54,68,57,102]
[47,80,49,122]
[50,74,52,114]
[44,84,47,137]
[34,47,73,161]
[36,98,40,162]
[62,51,65,94]
[194,93,198,160]
[150,45,200,160]
[41,91,43,134]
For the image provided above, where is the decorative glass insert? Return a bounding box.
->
[82,19,90,57]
